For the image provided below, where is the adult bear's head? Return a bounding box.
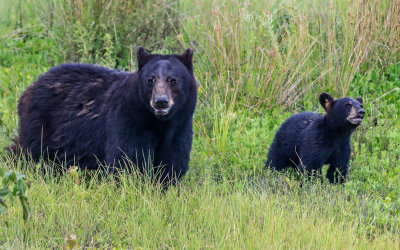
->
[319,92,365,129]
[136,47,196,120]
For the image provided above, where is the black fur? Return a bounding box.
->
[265,93,365,183]
[12,47,197,185]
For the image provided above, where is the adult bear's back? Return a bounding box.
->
[16,63,131,167]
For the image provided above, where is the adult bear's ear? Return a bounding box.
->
[177,48,194,71]
[319,92,335,112]
[137,46,151,70]
[356,97,363,104]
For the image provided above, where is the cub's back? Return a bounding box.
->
[275,112,321,158]
[275,112,321,140]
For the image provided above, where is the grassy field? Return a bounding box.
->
[1,0,399,248]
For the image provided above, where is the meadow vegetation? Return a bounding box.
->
[0,0,399,248]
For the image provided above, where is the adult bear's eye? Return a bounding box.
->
[169,78,176,86]
[148,77,156,86]
[345,103,352,108]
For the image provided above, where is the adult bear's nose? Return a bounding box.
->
[357,109,365,117]
[154,96,169,109]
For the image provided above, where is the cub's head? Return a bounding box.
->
[137,47,196,120]
[319,92,365,129]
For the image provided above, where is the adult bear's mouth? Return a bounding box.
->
[154,107,170,116]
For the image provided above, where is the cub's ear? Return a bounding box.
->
[356,97,363,104]
[319,92,335,112]
[177,48,194,71]
[137,46,151,70]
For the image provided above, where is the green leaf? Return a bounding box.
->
[16,173,26,181]
[16,179,26,195]
[0,187,9,198]
[8,192,14,203]
[3,171,17,186]
[0,198,7,211]
[19,195,31,221]
[0,167,5,177]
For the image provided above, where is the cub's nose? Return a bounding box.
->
[357,109,365,117]
[154,96,169,109]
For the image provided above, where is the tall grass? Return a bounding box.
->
[180,0,400,107]
[3,0,399,105]
[2,0,180,69]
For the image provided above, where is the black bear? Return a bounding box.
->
[11,47,197,184]
[265,93,365,183]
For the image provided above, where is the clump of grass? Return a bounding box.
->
[47,0,181,68]
[3,0,181,69]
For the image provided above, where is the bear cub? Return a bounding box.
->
[11,47,197,185]
[265,93,365,183]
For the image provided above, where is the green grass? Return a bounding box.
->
[1,163,399,248]
[1,0,400,248]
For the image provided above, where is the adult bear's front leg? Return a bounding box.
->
[154,119,193,186]
[105,143,155,175]
[105,124,158,175]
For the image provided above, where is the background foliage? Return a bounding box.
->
[0,0,399,248]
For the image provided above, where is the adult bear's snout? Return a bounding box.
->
[154,95,169,109]
[151,84,173,117]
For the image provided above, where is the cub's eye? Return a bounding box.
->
[147,77,156,86]
[169,78,177,85]
[360,105,364,109]
[345,103,352,108]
